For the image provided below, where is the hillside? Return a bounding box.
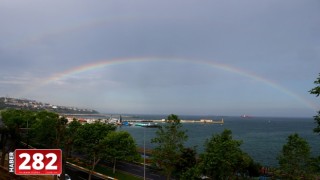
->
[0,97,99,114]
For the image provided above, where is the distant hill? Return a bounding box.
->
[0,97,99,114]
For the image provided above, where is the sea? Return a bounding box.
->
[114,115,320,167]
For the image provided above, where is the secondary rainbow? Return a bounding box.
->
[19,57,318,111]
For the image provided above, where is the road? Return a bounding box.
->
[65,165,106,180]
[65,160,166,180]
[101,160,166,180]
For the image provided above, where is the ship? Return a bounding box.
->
[135,122,161,128]
[142,123,161,128]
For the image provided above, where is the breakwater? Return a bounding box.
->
[124,118,224,124]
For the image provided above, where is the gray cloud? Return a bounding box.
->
[0,0,319,116]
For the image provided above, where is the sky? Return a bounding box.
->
[0,0,319,117]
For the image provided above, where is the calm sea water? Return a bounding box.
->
[117,115,320,167]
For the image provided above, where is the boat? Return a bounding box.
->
[109,115,125,125]
[134,123,145,127]
[141,123,161,128]
[135,122,161,128]
[122,121,133,126]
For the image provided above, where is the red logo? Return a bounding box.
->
[15,149,62,175]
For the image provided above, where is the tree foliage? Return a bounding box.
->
[102,131,139,173]
[174,147,197,179]
[180,165,203,180]
[23,111,68,180]
[31,111,67,148]
[310,73,320,133]
[64,119,82,158]
[310,73,320,97]
[1,109,36,143]
[151,114,187,180]
[198,129,252,179]
[1,109,37,165]
[74,122,116,180]
[277,133,314,179]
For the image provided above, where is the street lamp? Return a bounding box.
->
[144,127,146,180]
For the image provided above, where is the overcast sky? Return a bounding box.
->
[1,0,319,117]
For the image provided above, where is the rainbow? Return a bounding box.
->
[18,57,318,111]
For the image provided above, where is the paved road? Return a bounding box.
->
[65,160,166,180]
[71,151,167,180]
[101,160,166,180]
[65,165,105,180]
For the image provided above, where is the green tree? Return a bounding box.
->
[1,109,36,163]
[199,129,251,179]
[310,73,320,133]
[151,114,188,180]
[74,122,116,180]
[29,111,68,180]
[277,133,314,179]
[174,147,197,179]
[64,119,82,158]
[31,111,66,148]
[1,110,71,180]
[1,109,36,146]
[180,165,203,180]
[102,131,139,173]
[1,109,35,151]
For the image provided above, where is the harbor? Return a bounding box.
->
[64,114,224,125]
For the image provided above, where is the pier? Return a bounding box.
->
[124,119,224,124]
